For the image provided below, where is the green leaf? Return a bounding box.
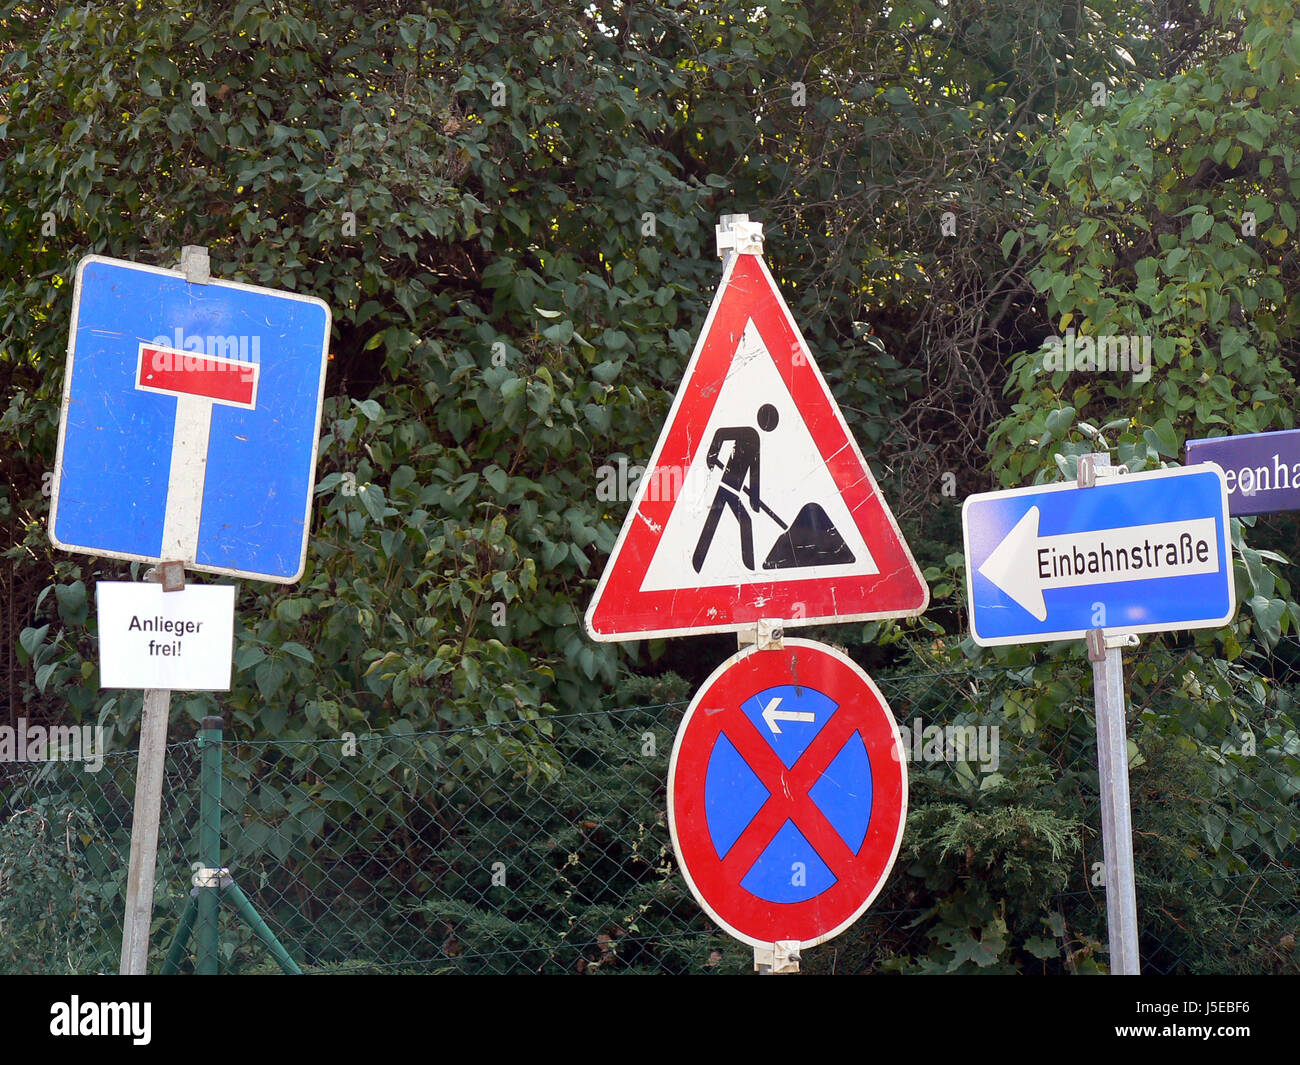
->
[1024,936,1059,960]
[55,582,87,626]
[483,465,508,494]
[1249,595,1285,645]
[358,483,387,522]
[19,625,48,659]
[35,662,59,692]
[1143,418,1179,457]
[353,398,384,422]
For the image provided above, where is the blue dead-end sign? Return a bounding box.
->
[49,255,331,584]
[963,465,1236,646]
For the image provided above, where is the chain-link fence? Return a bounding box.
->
[2,640,1298,974]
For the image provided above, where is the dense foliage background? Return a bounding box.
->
[2,0,1299,972]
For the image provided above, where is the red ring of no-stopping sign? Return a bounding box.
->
[667,638,907,949]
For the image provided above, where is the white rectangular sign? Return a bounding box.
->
[96,582,236,690]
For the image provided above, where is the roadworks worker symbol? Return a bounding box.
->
[689,397,857,577]
[584,248,928,641]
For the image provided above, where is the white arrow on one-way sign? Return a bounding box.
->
[978,507,1221,622]
[760,696,816,734]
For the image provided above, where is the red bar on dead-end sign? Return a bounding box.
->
[136,344,259,408]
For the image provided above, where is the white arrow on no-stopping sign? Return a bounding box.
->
[760,695,816,734]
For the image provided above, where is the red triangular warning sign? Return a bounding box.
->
[585,246,928,642]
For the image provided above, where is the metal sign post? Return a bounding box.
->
[119,559,185,975]
[117,246,217,976]
[1082,452,1141,976]
[52,244,330,974]
[161,717,302,975]
[738,623,799,975]
[1086,626,1141,974]
[589,217,925,973]
[961,447,1237,973]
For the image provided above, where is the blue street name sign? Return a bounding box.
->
[49,255,331,584]
[962,465,1235,646]
[1186,429,1300,516]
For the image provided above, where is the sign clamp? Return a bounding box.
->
[737,620,784,651]
[716,213,765,259]
[179,244,211,285]
[145,559,187,593]
[754,941,800,974]
[1086,629,1139,662]
[1076,454,1129,488]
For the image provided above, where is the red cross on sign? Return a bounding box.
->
[667,639,907,950]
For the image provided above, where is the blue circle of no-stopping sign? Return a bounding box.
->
[702,683,874,904]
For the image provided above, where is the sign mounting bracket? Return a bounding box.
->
[1086,629,1139,662]
[178,244,211,284]
[738,619,784,651]
[754,941,800,974]
[715,213,764,261]
[1077,453,1129,488]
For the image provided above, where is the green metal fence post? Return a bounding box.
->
[160,892,198,975]
[223,882,304,975]
[197,715,223,976]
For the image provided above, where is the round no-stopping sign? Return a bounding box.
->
[667,638,907,949]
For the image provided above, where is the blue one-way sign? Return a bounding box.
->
[49,255,331,584]
[962,465,1235,646]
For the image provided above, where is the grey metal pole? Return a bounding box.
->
[119,683,171,974]
[119,559,186,975]
[196,716,223,975]
[1090,637,1140,973]
[1082,452,1140,975]
[119,251,211,975]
